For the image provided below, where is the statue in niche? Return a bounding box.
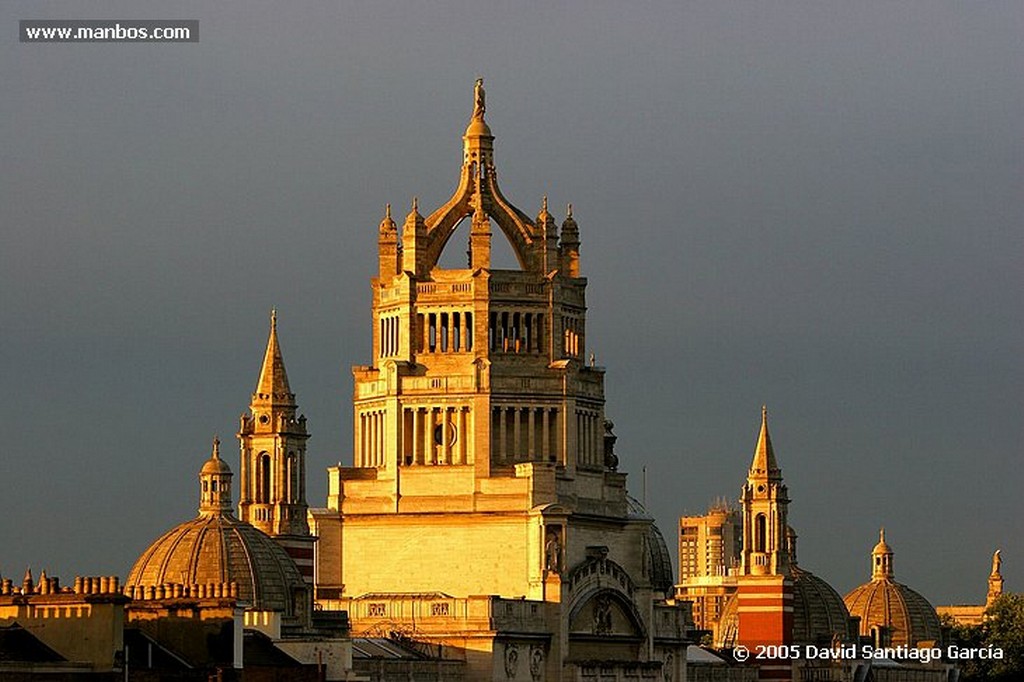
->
[529,646,544,681]
[593,594,613,635]
[545,528,562,573]
[504,642,519,679]
[603,420,619,470]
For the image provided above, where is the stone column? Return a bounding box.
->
[458,407,468,464]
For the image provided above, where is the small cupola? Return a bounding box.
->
[199,437,233,516]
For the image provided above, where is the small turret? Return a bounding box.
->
[199,437,234,516]
[378,203,400,279]
[871,528,895,580]
[402,197,428,277]
[559,204,580,277]
[536,196,559,275]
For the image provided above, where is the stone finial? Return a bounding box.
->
[991,549,1002,577]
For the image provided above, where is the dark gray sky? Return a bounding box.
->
[2,1,1021,605]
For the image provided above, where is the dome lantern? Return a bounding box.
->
[199,436,233,516]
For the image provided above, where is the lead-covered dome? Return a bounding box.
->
[843,530,942,647]
[626,496,676,594]
[125,440,307,621]
[790,565,856,644]
[126,514,306,617]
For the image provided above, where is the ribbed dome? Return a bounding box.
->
[126,514,305,617]
[790,566,855,645]
[844,529,942,647]
[646,524,675,594]
[844,579,942,646]
[127,444,307,622]
[625,496,675,594]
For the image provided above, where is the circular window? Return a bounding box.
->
[433,422,457,446]
[259,415,269,424]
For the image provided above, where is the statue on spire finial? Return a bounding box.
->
[473,78,486,119]
[271,308,277,330]
[992,549,1002,576]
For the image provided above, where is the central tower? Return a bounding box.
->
[352,78,601,482]
[310,81,686,680]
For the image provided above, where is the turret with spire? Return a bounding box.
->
[401,197,428,278]
[559,203,580,278]
[237,311,314,582]
[378,203,399,278]
[740,406,790,576]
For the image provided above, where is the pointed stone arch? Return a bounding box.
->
[421,166,537,271]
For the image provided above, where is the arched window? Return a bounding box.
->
[258,452,271,503]
[755,514,767,553]
[287,453,298,502]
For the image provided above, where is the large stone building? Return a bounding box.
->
[308,79,688,681]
